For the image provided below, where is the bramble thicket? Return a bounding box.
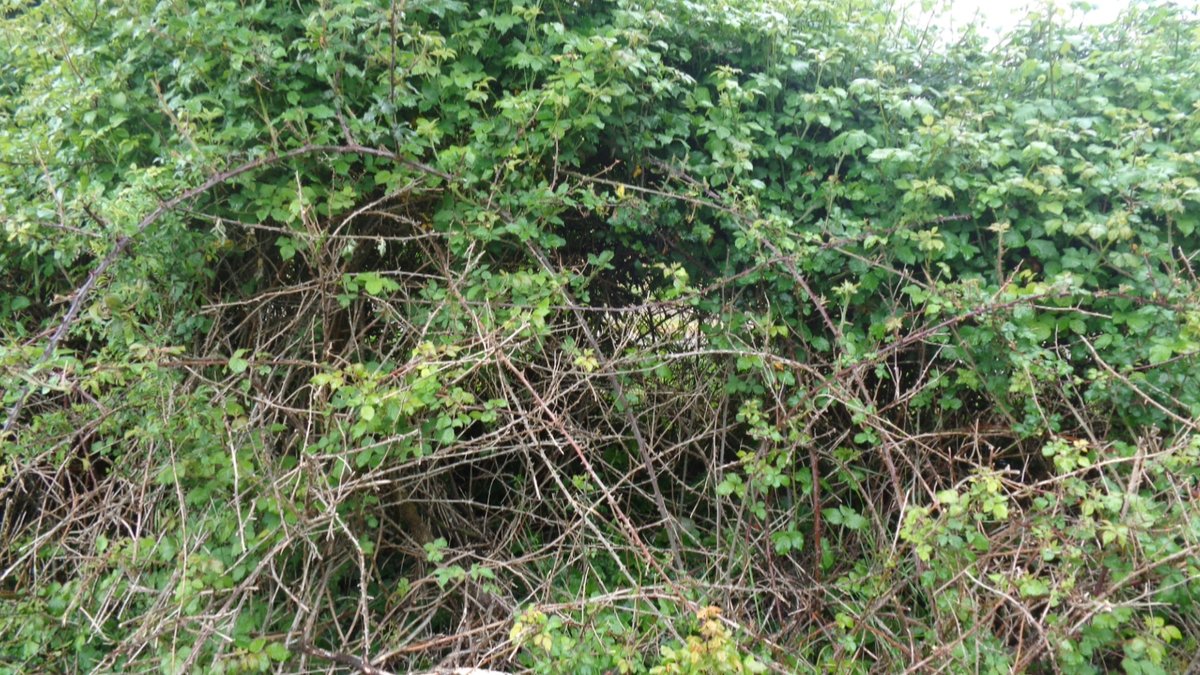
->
[2,0,1200,672]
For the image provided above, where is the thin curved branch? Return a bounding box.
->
[2,143,448,439]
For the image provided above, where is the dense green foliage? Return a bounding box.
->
[3,0,1200,672]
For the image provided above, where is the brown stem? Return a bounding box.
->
[2,143,448,439]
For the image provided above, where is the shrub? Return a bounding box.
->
[2,0,1199,672]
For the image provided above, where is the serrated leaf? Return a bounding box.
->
[229,350,249,374]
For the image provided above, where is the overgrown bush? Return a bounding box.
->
[2,0,1199,672]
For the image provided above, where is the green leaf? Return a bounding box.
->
[276,237,297,261]
[229,350,249,374]
[1040,200,1063,215]
[1148,342,1173,365]
[265,643,289,662]
[306,105,335,119]
[1019,578,1049,598]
